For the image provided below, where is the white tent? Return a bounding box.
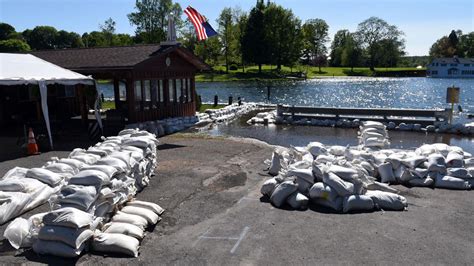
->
[0,53,100,149]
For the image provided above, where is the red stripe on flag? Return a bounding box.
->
[184,8,204,40]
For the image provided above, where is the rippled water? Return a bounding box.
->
[195,77,474,112]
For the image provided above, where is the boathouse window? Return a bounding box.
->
[144,80,151,110]
[450,64,458,66]
[135,80,142,110]
[169,79,175,102]
[176,79,182,103]
[159,80,164,103]
[441,64,447,66]
[119,81,126,101]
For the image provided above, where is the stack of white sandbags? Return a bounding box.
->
[262,142,408,213]
[359,121,390,149]
[262,135,473,213]
[92,200,165,257]
[205,103,260,123]
[3,128,165,257]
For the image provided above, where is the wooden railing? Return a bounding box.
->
[277,105,450,125]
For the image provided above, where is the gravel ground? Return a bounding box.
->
[0,134,473,265]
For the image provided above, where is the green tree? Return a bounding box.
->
[429,36,456,58]
[100,17,116,46]
[264,3,302,69]
[329,29,350,66]
[128,0,182,44]
[341,33,362,71]
[242,0,268,73]
[448,30,459,47]
[458,32,474,57]
[194,37,221,67]
[56,30,83,48]
[235,12,248,72]
[217,7,234,73]
[82,31,107,47]
[355,17,405,71]
[179,21,198,52]
[0,23,16,40]
[25,26,58,50]
[302,18,329,71]
[0,39,31,52]
[113,33,134,46]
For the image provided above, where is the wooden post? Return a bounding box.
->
[77,84,88,126]
[113,78,121,110]
[126,78,135,123]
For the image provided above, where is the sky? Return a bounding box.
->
[0,0,472,56]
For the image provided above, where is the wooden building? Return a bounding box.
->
[32,44,209,124]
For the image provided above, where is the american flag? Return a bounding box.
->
[184,6,218,41]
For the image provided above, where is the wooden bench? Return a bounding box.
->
[276,105,449,126]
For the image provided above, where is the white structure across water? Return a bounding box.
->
[427,57,474,78]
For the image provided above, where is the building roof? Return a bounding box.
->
[31,44,209,71]
[431,57,474,64]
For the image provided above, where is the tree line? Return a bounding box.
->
[1,0,471,71]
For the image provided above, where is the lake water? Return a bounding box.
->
[195,77,474,112]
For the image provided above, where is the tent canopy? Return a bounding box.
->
[0,53,94,86]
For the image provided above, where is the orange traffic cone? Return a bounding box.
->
[27,128,40,155]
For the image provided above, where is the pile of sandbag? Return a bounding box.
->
[3,128,166,258]
[359,121,390,148]
[262,142,408,213]
[262,135,472,212]
[204,103,260,124]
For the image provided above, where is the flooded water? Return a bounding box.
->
[193,111,474,154]
[195,77,474,112]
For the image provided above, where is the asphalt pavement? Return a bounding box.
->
[0,134,473,265]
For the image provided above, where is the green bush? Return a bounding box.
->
[0,39,31,52]
[229,64,239,71]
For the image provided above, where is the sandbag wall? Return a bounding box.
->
[262,122,473,213]
[3,128,164,258]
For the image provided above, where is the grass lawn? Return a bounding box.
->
[196,65,425,82]
[101,101,115,110]
[198,104,226,112]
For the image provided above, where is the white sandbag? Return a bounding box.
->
[81,165,118,179]
[416,144,437,156]
[0,177,44,193]
[308,182,338,201]
[435,175,471,190]
[342,195,374,213]
[1,167,28,180]
[270,181,298,208]
[401,156,426,169]
[378,163,396,183]
[412,168,429,179]
[94,201,114,218]
[322,172,354,197]
[25,168,63,187]
[43,207,94,228]
[86,147,109,157]
[92,232,139,257]
[328,145,346,156]
[126,200,165,216]
[33,239,85,257]
[408,177,434,187]
[361,121,385,129]
[111,211,148,230]
[314,155,336,165]
[287,168,314,184]
[123,137,154,149]
[365,190,407,211]
[366,181,399,194]
[312,162,325,182]
[268,151,283,176]
[447,168,469,179]
[103,222,144,240]
[432,143,450,157]
[295,176,313,194]
[328,165,359,182]
[398,168,416,183]
[120,206,160,225]
[261,178,279,197]
[465,158,474,167]
[468,167,474,177]
[307,142,327,157]
[68,169,110,187]
[96,157,129,173]
[446,151,464,168]
[313,197,342,212]
[38,225,93,249]
[70,153,101,165]
[286,192,309,210]
[58,185,98,211]
[0,192,32,224]
[45,163,77,176]
[59,158,86,170]
[385,153,404,169]
[109,151,136,169]
[3,217,29,249]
